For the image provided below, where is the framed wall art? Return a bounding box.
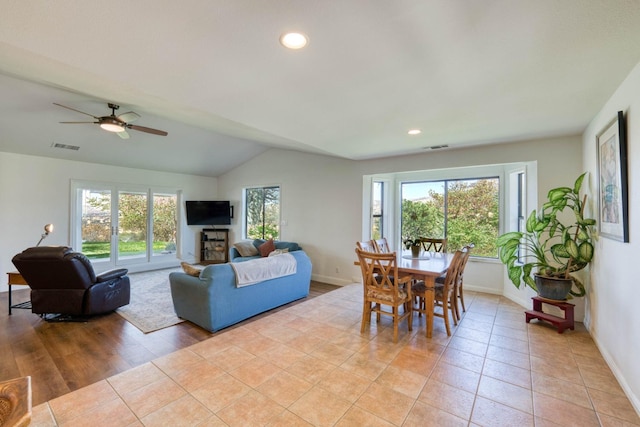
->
[596,110,629,242]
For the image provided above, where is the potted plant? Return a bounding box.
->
[496,172,596,300]
[404,238,422,258]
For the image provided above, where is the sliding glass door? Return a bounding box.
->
[117,190,148,262]
[79,188,113,262]
[72,181,178,270]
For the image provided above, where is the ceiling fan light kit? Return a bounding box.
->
[99,117,125,132]
[54,102,168,138]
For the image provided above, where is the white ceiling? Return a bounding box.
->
[1,1,640,177]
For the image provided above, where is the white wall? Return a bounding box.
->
[0,152,217,292]
[218,150,363,285]
[217,135,583,295]
[582,61,640,413]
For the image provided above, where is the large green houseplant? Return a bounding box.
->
[496,172,596,299]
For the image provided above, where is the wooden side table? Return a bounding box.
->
[0,376,32,427]
[7,272,31,315]
[525,296,575,333]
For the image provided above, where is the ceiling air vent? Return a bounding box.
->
[425,144,449,150]
[51,142,80,151]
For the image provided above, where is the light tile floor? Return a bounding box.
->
[31,284,639,426]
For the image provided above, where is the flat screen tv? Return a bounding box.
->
[185,200,232,226]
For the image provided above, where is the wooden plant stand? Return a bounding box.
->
[525,296,575,333]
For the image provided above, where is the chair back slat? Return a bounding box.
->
[373,238,391,253]
[420,238,447,253]
[357,240,377,252]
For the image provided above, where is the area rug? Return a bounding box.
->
[116,268,184,333]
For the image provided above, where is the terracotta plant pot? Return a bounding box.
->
[534,274,573,301]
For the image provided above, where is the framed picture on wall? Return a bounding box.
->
[596,111,629,242]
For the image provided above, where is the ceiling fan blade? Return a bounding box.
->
[53,103,99,119]
[59,121,98,124]
[117,111,140,123]
[127,124,168,136]
[117,130,130,139]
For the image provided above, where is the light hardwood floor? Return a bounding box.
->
[0,271,338,406]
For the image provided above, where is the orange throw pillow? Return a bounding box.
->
[258,239,276,257]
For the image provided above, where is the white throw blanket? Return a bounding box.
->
[230,253,297,287]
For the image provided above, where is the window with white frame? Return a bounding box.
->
[244,186,280,240]
[371,181,385,239]
[401,177,500,257]
[366,163,533,260]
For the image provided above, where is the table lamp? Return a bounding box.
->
[36,223,54,246]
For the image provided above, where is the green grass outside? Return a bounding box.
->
[82,241,171,259]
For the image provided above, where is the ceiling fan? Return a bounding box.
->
[53,102,168,139]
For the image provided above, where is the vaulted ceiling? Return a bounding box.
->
[1,1,640,177]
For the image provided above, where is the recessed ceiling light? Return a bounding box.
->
[408,129,422,135]
[280,32,308,49]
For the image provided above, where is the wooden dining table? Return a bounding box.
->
[355,251,453,338]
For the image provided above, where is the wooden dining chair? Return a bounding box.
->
[356,248,413,343]
[412,249,464,336]
[373,238,391,253]
[357,240,377,252]
[453,243,474,320]
[420,237,447,253]
[435,243,474,320]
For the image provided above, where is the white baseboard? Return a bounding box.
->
[587,323,640,417]
[498,291,530,309]
[465,284,503,296]
[311,273,355,286]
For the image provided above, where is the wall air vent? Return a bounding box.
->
[425,144,449,150]
[51,142,80,151]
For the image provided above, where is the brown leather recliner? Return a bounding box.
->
[12,246,130,316]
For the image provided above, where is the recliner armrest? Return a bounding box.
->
[96,268,129,283]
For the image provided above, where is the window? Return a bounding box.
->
[152,193,178,256]
[371,181,384,239]
[401,177,499,257]
[516,172,526,261]
[244,186,280,240]
[71,181,178,268]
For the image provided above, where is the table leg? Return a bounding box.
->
[7,273,31,315]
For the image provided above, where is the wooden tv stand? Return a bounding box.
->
[200,228,229,264]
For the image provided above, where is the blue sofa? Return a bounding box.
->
[169,249,311,332]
